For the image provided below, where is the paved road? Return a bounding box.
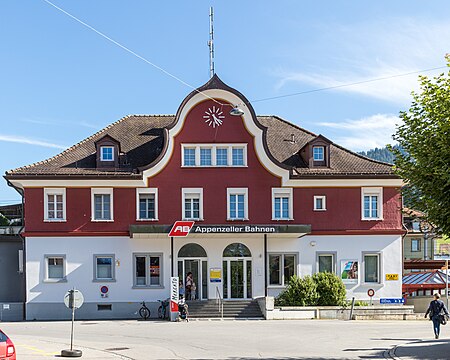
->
[0,319,446,359]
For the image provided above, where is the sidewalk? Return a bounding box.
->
[389,339,450,360]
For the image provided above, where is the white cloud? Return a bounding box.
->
[0,134,67,149]
[21,118,98,129]
[273,18,450,104]
[319,114,401,151]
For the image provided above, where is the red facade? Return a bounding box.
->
[23,99,402,236]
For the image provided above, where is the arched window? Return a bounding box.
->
[178,243,207,258]
[223,243,251,257]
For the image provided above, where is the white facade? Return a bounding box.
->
[25,233,402,320]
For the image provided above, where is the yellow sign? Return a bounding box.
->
[386,274,399,281]
[210,268,221,283]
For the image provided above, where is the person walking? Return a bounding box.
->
[425,293,449,339]
[185,272,193,300]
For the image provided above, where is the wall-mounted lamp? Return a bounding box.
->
[229,106,245,116]
[309,241,317,247]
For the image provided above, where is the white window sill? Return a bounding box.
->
[361,218,383,221]
[93,279,116,283]
[271,218,294,221]
[183,218,203,221]
[44,219,67,222]
[267,285,287,289]
[227,218,249,221]
[181,165,248,168]
[91,219,114,222]
[43,278,67,283]
[132,285,164,289]
[313,209,327,212]
[136,218,159,222]
[361,282,384,287]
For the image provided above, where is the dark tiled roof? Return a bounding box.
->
[5,114,395,178]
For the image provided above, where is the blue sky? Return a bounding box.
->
[1,0,449,203]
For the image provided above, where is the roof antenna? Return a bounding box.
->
[208,7,215,78]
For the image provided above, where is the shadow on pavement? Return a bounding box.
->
[395,339,450,360]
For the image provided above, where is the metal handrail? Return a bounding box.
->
[215,286,223,319]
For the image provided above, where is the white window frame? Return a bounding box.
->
[313,146,325,161]
[362,252,382,284]
[316,252,337,273]
[182,146,196,167]
[44,254,67,282]
[44,188,66,222]
[181,144,247,167]
[361,187,383,220]
[136,188,158,221]
[100,146,114,161]
[133,253,164,288]
[93,254,115,282]
[227,188,249,220]
[314,195,327,211]
[267,253,298,287]
[411,238,421,252]
[91,188,114,222]
[271,188,293,220]
[182,188,203,220]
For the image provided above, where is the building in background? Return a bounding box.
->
[0,203,24,321]
[4,76,404,320]
[403,208,436,262]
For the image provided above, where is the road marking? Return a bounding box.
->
[16,343,59,357]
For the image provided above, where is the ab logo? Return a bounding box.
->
[168,221,195,237]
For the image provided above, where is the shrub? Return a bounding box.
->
[275,275,319,306]
[312,272,347,306]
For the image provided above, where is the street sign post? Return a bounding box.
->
[61,289,84,358]
[367,288,375,306]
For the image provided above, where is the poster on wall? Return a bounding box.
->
[210,268,221,282]
[341,260,358,284]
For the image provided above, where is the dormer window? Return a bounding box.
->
[101,146,114,161]
[299,135,331,168]
[313,146,325,162]
[95,135,120,168]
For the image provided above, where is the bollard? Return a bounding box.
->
[349,297,355,321]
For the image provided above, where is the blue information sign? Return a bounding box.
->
[380,298,404,304]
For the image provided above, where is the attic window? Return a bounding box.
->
[100,146,114,161]
[313,146,324,161]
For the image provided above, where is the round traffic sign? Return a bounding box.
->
[64,290,84,309]
[367,288,375,297]
[100,286,109,294]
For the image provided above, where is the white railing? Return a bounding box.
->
[216,286,223,319]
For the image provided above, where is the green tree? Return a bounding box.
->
[312,272,347,306]
[390,61,450,235]
[275,275,319,306]
[0,213,9,226]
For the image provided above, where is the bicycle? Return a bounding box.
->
[158,298,170,320]
[139,301,151,320]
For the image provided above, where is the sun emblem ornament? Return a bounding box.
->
[203,106,225,128]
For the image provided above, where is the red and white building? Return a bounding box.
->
[5,76,403,320]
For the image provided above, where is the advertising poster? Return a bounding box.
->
[210,268,221,282]
[341,260,358,284]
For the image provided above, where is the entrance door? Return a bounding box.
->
[222,243,252,299]
[177,258,208,300]
[223,258,252,299]
[177,243,208,300]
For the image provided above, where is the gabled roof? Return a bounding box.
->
[403,270,449,292]
[5,76,396,180]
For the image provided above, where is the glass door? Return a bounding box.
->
[178,259,206,300]
[223,258,252,299]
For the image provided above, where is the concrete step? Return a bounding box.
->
[186,299,263,319]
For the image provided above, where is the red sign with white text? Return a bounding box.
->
[168,221,195,237]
